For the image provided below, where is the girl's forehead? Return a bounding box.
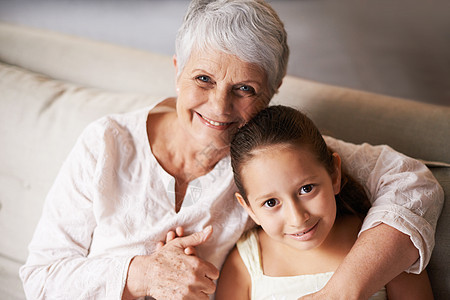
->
[243,143,325,175]
[250,143,305,157]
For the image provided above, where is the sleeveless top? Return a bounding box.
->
[236,229,387,300]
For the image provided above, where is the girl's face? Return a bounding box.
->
[174,49,272,150]
[236,144,342,252]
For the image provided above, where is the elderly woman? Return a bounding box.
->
[20,0,442,299]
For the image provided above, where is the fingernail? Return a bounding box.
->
[203,225,212,234]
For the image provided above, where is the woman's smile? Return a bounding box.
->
[195,111,234,130]
[174,48,271,149]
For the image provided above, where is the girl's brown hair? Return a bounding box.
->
[230,105,370,220]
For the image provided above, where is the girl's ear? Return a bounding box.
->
[331,153,342,195]
[235,192,261,225]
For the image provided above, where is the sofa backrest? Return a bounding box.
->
[0,22,449,299]
[1,22,449,165]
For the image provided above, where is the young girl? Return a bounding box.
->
[215,105,433,300]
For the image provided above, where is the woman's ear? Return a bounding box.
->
[331,153,342,195]
[173,55,180,94]
[235,192,260,225]
[173,55,178,72]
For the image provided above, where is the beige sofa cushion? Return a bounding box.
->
[2,22,449,164]
[0,62,160,265]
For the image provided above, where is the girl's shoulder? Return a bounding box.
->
[216,245,251,300]
[334,214,362,246]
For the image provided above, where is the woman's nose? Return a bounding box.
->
[211,87,233,115]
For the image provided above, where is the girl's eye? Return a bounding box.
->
[300,184,314,195]
[263,198,279,208]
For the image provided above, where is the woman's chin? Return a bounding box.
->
[199,133,232,152]
[194,125,237,150]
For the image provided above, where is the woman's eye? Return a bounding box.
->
[196,75,211,83]
[236,85,256,96]
[240,85,253,92]
[263,198,279,208]
[300,184,314,195]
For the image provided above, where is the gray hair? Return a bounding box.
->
[175,0,289,95]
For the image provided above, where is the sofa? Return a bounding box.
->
[0,22,449,299]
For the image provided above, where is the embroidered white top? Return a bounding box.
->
[20,99,443,299]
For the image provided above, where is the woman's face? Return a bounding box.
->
[236,144,341,252]
[174,49,272,150]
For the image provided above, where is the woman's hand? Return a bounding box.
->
[122,226,219,300]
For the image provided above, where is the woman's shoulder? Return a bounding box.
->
[83,97,174,138]
[82,103,162,142]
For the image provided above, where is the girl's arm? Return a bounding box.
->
[386,270,434,299]
[216,247,251,300]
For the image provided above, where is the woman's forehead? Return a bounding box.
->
[187,48,266,77]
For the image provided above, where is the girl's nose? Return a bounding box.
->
[285,200,310,226]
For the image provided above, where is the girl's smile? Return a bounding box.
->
[285,221,320,241]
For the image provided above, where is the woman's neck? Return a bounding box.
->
[147,105,229,212]
[149,111,228,179]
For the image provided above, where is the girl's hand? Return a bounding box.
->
[156,226,196,255]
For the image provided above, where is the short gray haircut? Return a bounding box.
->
[175,0,289,95]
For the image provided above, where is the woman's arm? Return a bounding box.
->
[386,270,434,299]
[301,223,419,299]
[300,137,444,299]
[20,124,132,299]
[20,122,219,299]
[216,247,251,300]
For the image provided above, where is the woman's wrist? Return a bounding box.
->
[122,256,151,300]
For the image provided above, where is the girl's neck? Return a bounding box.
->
[258,215,361,277]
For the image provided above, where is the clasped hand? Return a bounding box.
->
[123,226,219,300]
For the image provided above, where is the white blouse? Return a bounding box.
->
[20,100,444,299]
